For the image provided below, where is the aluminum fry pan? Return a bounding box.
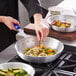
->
[47,15,76,32]
[15,36,64,63]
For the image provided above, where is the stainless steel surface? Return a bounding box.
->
[47,15,76,32]
[0,62,35,76]
[0,43,17,64]
[15,36,64,63]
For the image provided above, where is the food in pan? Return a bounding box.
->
[24,44,56,57]
[0,68,28,76]
[51,20,71,28]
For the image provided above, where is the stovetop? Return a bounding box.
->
[9,45,76,76]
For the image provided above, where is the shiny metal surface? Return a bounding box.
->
[15,36,64,63]
[0,62,35,76]
[47,15,76,32]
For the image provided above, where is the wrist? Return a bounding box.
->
[0,16,6,23]
[34,13,43,23]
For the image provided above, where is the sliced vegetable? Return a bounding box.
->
[48,53,54,56]
[51,20,71,28]
[25,48,30,51]
[0,68,28,76]
[24,44,56,56]
[0,71,6,76]
[1,69,8,73]
[40,44,45,49]
[6,72,14,76]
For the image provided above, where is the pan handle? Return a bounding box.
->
[14,24,21,30]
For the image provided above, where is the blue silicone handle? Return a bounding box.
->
[14,24,21,30]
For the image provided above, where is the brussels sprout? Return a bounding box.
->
[0,71,6,76]
[6,72,14,76]
[24,73,28,76]
[1,69,8,73]
[0,68,28,76]
[8,68,13,72]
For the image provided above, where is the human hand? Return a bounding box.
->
[35,21,49,41]
[1,16,20,31]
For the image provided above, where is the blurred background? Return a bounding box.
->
[18,0,63,27]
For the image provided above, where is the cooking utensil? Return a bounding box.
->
[0,62,35,76]
[47,15,76,32]
[15,36,64,63]
[14,24,27,37]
